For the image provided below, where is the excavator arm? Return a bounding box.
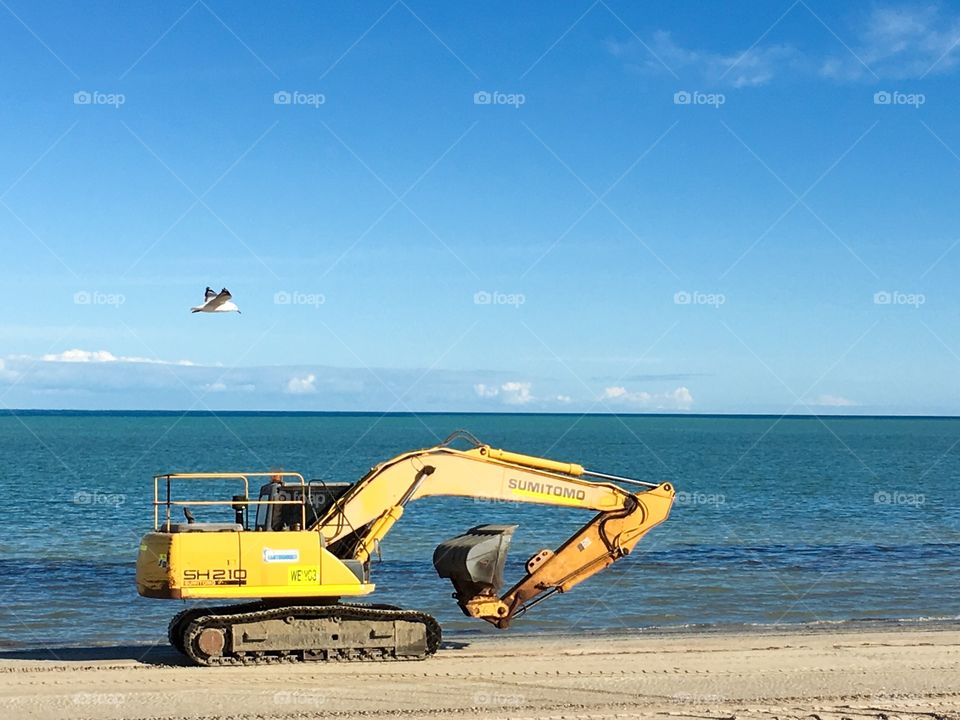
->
[313,432,675,627]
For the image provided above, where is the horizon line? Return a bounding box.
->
[1,409,959,420]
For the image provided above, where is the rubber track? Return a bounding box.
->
[179,603,442,666]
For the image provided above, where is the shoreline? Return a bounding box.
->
[6,617,960,663]
[459,613,960,637]
[2,624,959,719]
[5,613,960,654]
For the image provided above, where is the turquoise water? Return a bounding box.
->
[0,412,958,650]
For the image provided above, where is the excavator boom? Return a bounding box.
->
[315,431,675,626]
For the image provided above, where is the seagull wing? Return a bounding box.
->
[204,286,216,301]
[206,288,232,310]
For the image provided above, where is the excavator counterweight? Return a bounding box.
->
[136,432,675,665]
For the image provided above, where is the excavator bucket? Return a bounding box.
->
[433,525,517,599]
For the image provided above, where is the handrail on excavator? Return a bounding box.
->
[151,472,308,530]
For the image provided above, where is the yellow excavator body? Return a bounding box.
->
[136,531,375,600]
[135,433,675,665]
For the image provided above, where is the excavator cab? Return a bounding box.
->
[254,480,352,531]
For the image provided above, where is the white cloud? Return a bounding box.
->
[40,348,194,365]
[499,381,533,405]
[473,383,500,398]
[0,358,17,380]
[822,4,960,79]
[603,386,629,400]
[202,381,256,393]
[286,373,317,394]
[43,349,119,363]
[601,385,694,410]
[474,380,535,405]
[814,393,857,407]
[671,386,694,408]
[609,30,800,87]
[611,5,960,86]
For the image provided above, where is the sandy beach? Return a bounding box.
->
[1,625,958,720]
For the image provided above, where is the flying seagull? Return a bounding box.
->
[191,287,241,314]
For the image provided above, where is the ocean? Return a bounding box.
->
[0,411,957,650]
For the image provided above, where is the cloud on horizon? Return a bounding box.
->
[38,348,196,365]
[601,385,694,410]
[0,350,690,413]
[473,381,574,406]
[286,373,317,395]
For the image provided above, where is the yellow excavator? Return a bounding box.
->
[136,431,675,665]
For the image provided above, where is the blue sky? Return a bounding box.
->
[1,0,959,413]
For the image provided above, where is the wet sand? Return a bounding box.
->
[1,625,958,719]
